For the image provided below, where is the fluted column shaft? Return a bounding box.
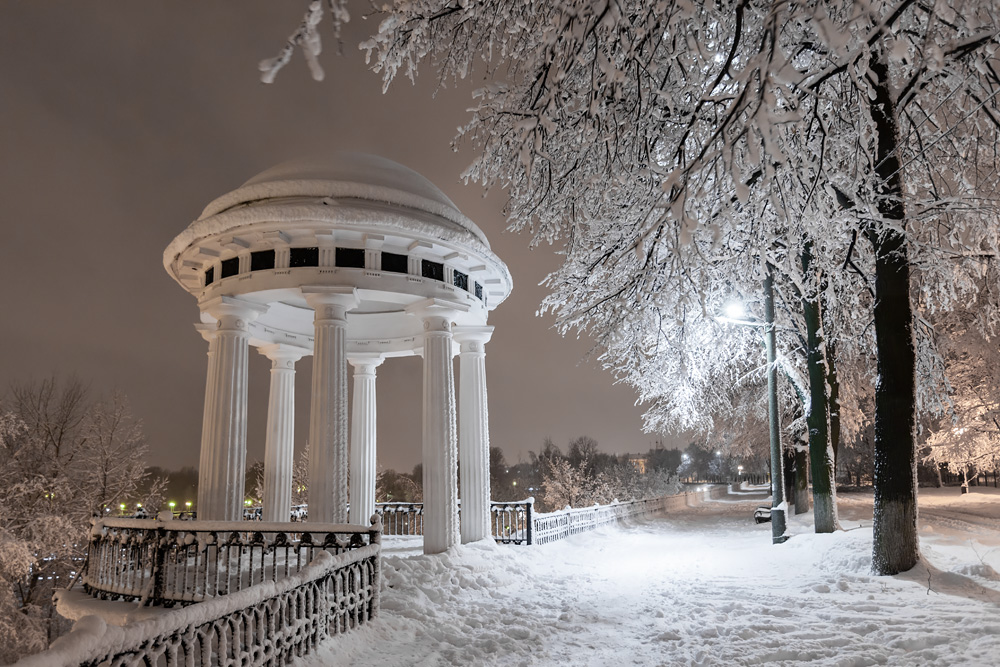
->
[196,299,264,521]
[455,327,494,543]
[421,315,460,554]
[304,288,358,524]
[349,356,384,526]
[260,345,305,523]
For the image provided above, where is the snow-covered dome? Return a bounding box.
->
[163,152,512,355]
[195,153,489,247]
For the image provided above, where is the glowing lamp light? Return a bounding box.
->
[722,302,746,320]
[245,499,252,506]
[185,501,192,508]
[168,501,176,508]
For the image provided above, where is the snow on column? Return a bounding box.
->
[195,297,266,522]
[454,326,494,543]
[304,287,359,524]
[348,355,383,526]
[259,344,305,523]
[409,299,468,554]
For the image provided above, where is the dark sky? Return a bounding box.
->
[0,2,682,473]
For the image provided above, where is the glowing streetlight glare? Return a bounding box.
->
[185,501,192,508]
[168,501,176,508]
[723,302,746,320]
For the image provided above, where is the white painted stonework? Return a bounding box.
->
[164,153,512,553]
[349,355,383,527]
[455,326,494,543]
[259,344,304,523]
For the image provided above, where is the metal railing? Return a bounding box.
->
[375,502,424,536]
[20,545,380,667]
[84,517,380,607]
[371,493,691,546]
[491,501,533,544]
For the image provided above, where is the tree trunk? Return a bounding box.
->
[826,340,841,469]
[794,441,810,515]
[801,243,837,532]
[783,447,796,511]
[866,48,919,576]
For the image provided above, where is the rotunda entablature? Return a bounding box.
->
[164,154,512,358]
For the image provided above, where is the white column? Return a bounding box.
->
[408,299,469,554]
[259,344,305,523]
[348,355,384,526]
[454,326,494,543]
[303,287,359,524]
[196,297,266,521]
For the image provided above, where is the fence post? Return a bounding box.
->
[525,500,534,546]
[150,526,167,606]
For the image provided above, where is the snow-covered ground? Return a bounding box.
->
[305,485,1000,666]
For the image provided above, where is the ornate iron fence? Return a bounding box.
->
[531,493,694,545]
[490,500,533,544]
[20,544,380,667]
[375,502,424,536]
[84,517,380,607]
[371,494,691,546]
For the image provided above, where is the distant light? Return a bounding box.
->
[168,501,176,508]
[716,451,721,456]
[136,503,142,508]
[512,481,517,486]
[245,499,252,506]
[185,501,192,508]
[120,503,126,509]
[723,302,746,320]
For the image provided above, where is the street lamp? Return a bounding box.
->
[716,275,788,544]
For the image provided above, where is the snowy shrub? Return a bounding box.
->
[0,378,153,660]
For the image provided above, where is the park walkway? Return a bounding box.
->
[304,486,1000,666]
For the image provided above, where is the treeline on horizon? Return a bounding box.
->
[140,437,687,515]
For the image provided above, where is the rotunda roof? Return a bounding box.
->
[195,152,488,246]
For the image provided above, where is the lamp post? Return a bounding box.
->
[762,272,788,543]
[717,272,788,544]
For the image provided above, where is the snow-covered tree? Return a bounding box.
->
[273,0,1000,575]
[0,379,152,659]
[923,300,1000,483]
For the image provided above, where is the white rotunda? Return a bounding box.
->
[163,153,512,554]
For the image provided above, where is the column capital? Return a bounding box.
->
[194,322,216,344]
[302,286,360,322]
[348,354,385,374]
[406,298,470,333]
[453,325,494,352]
[201,295,269,321]
[259,343,307,368]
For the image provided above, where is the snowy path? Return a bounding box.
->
[304,488,1000,666]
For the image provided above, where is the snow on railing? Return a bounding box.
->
[491,500,534,544]
[18,542,380,667]
[530,493,695,545]
[376,502,424,536]
[83,516,380,607]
